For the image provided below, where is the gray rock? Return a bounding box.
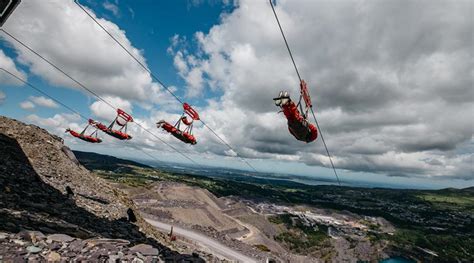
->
[132,257,144,263]
[61,146,79,165]
[26,246,42,254]
[68,239,85,253]
[86,238,130,247]
[19,230,45,243]
[136,252,145,260]
[0,232,8,240]
[47,234,74,243]
[48,242,62,251]
[108,254,122,263]
[101,243,119,254]
[47,251,61,262]
[27,255,42,263]
[13,255,26,262]
[12,239,26,246]
[63,251,78,258]
[129,244,159,256]
[90,248,109,258]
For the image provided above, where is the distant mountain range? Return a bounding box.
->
[73,150,152,172]
[73,150,474,192]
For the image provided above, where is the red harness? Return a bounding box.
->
[66,129,102,143]
[281,101,317,143]
[277,80,318,143]
[66,119,102,143]
[160,121,197,145]
[95,109,133,140]
[157,103,199,145]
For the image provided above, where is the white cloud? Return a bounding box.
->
[89,96,132,122]
[128,6,135,19]
[173,51,188,76]
[170,0,474,179]
[103,1,120,17]
[29,96,59,108]
[20,101,35,110]
[2,0,472,181]
[184,67,205,98]
[0,50,26,85]
[26,113,82,139]
[1,0,170,103]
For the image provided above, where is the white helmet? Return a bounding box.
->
[274,91,290,106]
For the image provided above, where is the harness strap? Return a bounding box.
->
[80,124,90,135]
[90,129,98,138]
[174,115,184,130]
[108,117,117,130]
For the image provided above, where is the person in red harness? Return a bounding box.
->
[273,81,318,143]
[94,109,133,140]
[65,119,102,143]
[156,103,199,145]
[65,128,102,143]
[157,118,197,145]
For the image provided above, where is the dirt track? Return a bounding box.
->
[144,217,259,263]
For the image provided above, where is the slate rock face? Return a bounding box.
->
[0,231,206,262]
[0,116,205,262]
[47,234,74,243]
[130,244,159,256]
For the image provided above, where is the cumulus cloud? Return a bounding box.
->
[2,0,472,181]
[0,50,26,84]
[89,96,133,122]
[20,101,35,110]
[29,96,59,108]
[25,113,83,142]
[18,96,59,110]
[103,1,120,17]
[170,0,474,179]
[1,0,171,103]
[26,113,79,129]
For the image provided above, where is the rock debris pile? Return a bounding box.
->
[0,116,204,262]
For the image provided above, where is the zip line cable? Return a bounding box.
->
[0,28,200,166]
[200,121,258,172]
[74,1,183,104]
[269,0,341,186]
[0,67,166,165]
[3,65,293,205]
[74,0,258,173]
[310,108,341,186]
[1,28,290,204]
[1,68,88,120]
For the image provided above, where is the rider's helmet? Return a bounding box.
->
[274,91,291,106]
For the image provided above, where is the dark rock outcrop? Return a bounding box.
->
[127,208,137,223]
[0,116,204,262]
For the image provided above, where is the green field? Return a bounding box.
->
[269,214,330,254]
[417,193,474,211]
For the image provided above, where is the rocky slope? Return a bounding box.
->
[0,116,204,262]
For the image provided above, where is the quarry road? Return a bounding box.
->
[144,217,259,263]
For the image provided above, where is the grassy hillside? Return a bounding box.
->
[73,151,151,172]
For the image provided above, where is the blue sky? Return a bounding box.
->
[1,0,229,117]
[83,0,232,101]
[0,0,472,189]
